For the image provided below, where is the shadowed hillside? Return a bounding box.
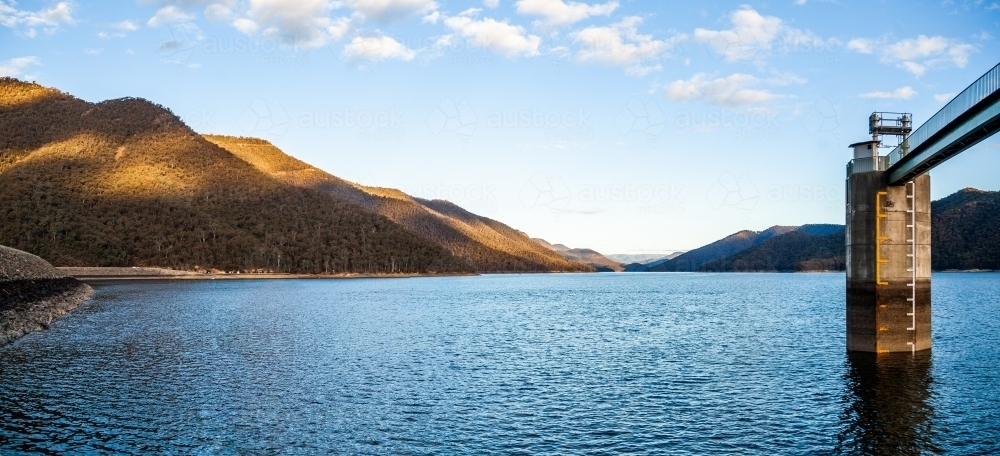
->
[700,228,845,272]
[645,226,798,272]
[932,188,1000,270]
[204,135,592,272]
[0,78,470,274]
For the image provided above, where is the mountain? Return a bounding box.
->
[205,135,591,273]
[932,188,1000,270]
[641,226,799,272]
[532,238,623,271]
[607,252,684,265]
[700,227,845,272]
[0,78,587,274]
[629,185,1000,274]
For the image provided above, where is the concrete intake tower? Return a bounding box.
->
[842,61,1000,354]
[846,114,931,354]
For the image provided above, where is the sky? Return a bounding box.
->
[2,0,999,255]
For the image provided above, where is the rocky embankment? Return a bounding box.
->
[0,246,92,345]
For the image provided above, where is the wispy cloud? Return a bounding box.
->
[515,0,618,27]
[859,86,917,99]
[574,16,686,76]
[0,56,41,78]
[664,72,803,106]
[342,34,417,63]
[693,6,836,64]
[847,35,975,76]
[443,8,541,58]
[0,1,74,37]
[934,93,955,102]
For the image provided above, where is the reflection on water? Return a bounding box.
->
[837,351,940,454]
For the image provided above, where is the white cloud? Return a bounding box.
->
[342,34,417,62]
[846,38,873,54]
[574,16,686,76]
[515,0,618,26]
[115,20,140,31]
[694,7,781,62]
[859,86,917,99]
[422,10,440,23]
[664,72,802,106]
[484,0,500,7]
[229,0,353,48]
[98,20,140,39]
[443,9,541,58]
[343,0,438,22]
[0,1,74,36]
[0,56,40,77]
[84,48,102,55]
[694,6,835,63]
[847,35,976,76]
[884,35,950,61]
[205,4,233,21]
[934,93,955,102]
[232,17,258,34]
[148,6,194,27]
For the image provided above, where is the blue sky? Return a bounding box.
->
[2,0,999,254]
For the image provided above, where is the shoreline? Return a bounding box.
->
[58,267,999,281]
[57,267,481,281]
[0,278,93,346]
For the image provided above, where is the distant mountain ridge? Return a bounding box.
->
[624,224,844,273]
[609,252,683,266]
[532,238,624,271]
[700,229,845,272]
[642,225,800,272]
[626,187,1000,274]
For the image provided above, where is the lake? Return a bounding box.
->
[1,273,999,454]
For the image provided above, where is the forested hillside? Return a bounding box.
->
[932,188,1000,270]
[645,226,798,272]
[0,78,470,274]
[204,135,591,272]
[700,229,845,272]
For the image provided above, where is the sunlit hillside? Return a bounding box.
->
[204,135,592,272]
[0,77,472,274]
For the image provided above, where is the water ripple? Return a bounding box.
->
[1,273,999,454]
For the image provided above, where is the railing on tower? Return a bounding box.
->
[846,155,890,176]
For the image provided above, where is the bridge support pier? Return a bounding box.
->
[846,170,931,353]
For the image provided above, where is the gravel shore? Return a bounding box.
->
[1,246,93,346]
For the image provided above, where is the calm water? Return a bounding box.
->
[1,273,999,454]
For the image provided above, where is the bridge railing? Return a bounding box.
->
[846,156,890,176]
[886,62,1000,168]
